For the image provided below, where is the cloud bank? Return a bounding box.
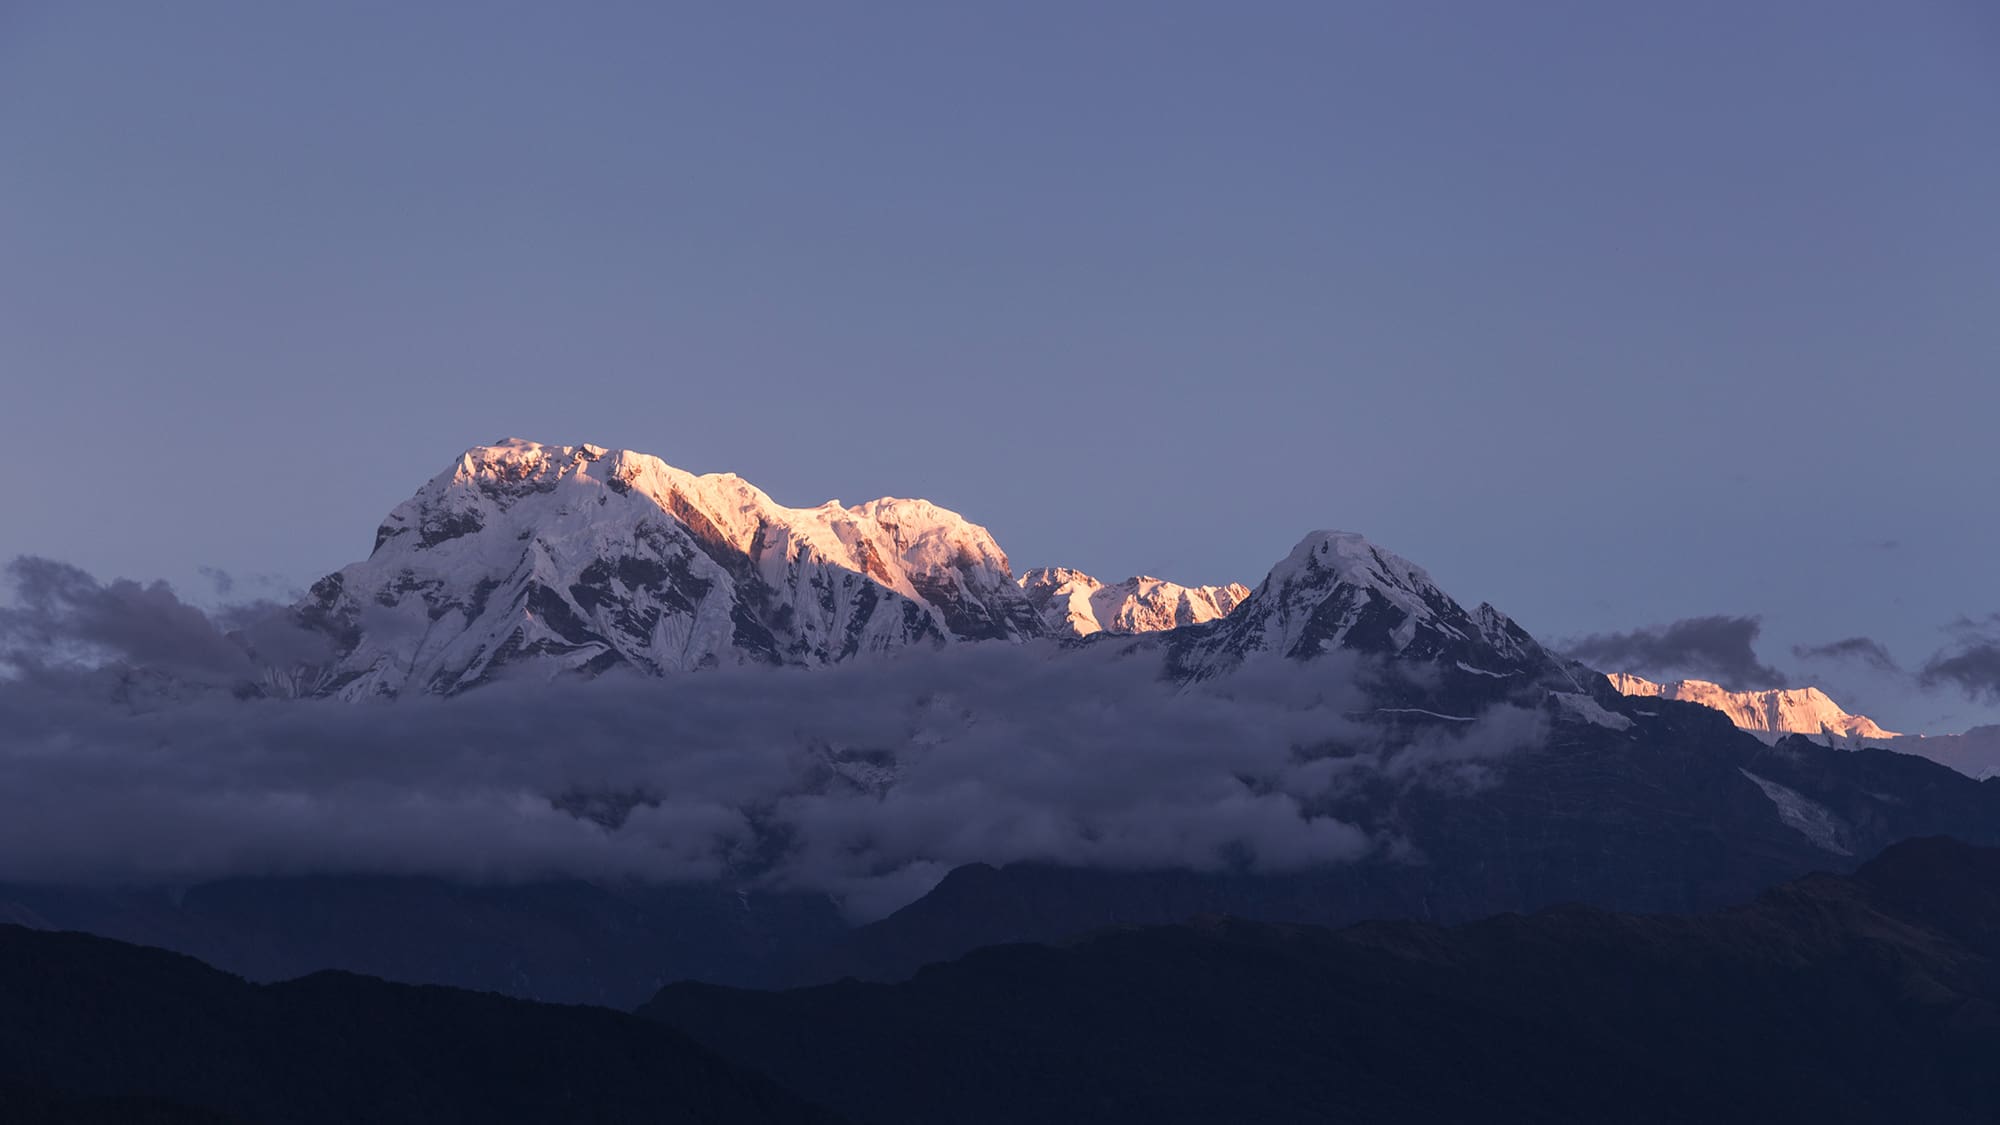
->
[0,558,1545,920]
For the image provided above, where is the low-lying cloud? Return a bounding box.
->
[1562,614,1785,690]
[0,558,1548,921]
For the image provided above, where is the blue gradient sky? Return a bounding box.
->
[3,2,1996,731]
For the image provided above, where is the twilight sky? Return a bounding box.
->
[2,2,1996,732]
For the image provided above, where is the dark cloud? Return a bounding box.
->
[1,557,256,681]
[1562,615,1785,690]
[0,560,1559,922]
[1922,645,2000,702]
[1921,615,2000,703]
[0,556,332,693]
[1792,636,1901,673]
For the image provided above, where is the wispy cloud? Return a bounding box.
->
[1792,636,1901,673]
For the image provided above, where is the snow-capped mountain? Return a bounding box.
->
[297,439,1046,698]
[48,439,2000,995]
[1606,674,1899,744]
[1168,530,1589,699]
[1018,567,1250,637]
[1603,674,2000,779]
[287,442,1588,707]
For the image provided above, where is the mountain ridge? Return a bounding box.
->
[1017,567,1250,637]
[1605,671,2000,779]
[644,835,2000,1125]
[0,922,845,1125]
[289,439,1574,702]
[1607,672,1901,743]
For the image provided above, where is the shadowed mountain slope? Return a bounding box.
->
[0,925,845,1125]
[648,836,2000,1125]
[787,707,2000,984]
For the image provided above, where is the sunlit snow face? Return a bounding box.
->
[297,439,1055,698]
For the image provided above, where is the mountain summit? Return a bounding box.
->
[298,439,1047,697]
[1169,530,1588,699]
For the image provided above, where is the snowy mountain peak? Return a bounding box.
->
[1606,674,1900,743]
[1263,531,1447,621]
[1019,566,1100,591]
[1280,530,1423,574]
[1018,567,1251,638]
[1171,530,1580,696]
[305,440,1044,698]
[294,445,1586,706]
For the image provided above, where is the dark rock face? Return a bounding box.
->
[646,837,2000,1125]
[0,926,846,1125]
[416,508,485,549]
[908,570,1029,642]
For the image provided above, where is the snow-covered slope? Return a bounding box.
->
[1018,568,1250,637]
[1169,531,1588,700]
[287,448,1588,709]
[297,440,1045,698]
[1606,674,1900,744]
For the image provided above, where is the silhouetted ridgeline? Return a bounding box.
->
[7,838,2000,1123]
[645,837,2000,1125]
[0,926,844,1125]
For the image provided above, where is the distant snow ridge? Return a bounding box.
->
[1018,567,1251,638]
[1606,674,1900,745]
[297,439,1046,698]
